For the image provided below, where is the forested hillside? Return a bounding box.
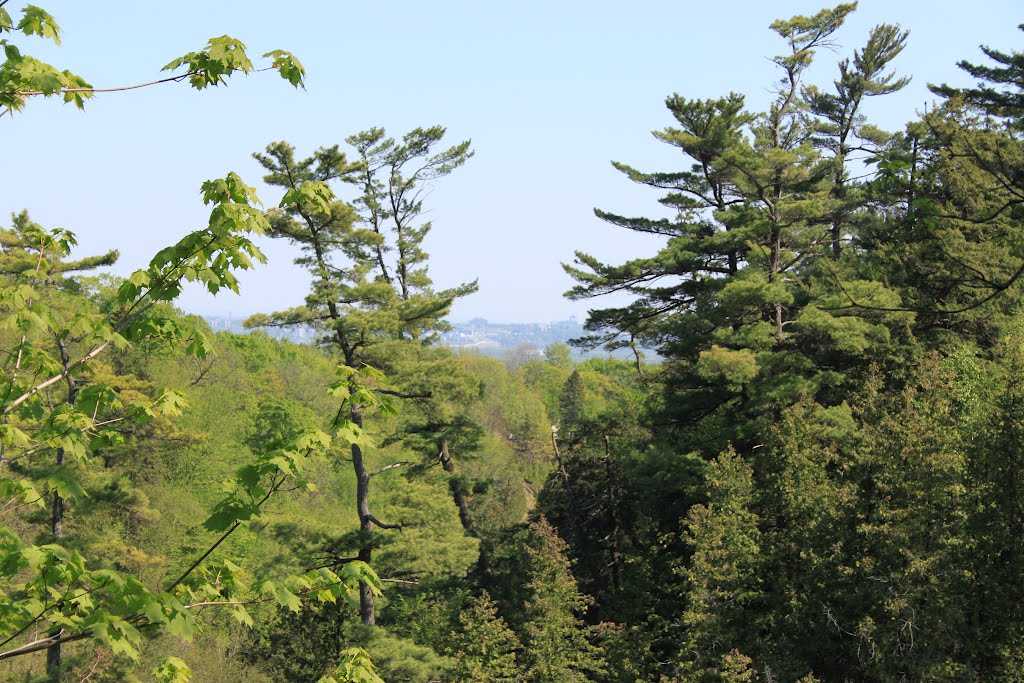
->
[3,2,1024,681]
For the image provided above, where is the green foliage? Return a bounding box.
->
[246,128,480,630]
[0,286,386,674]
[244,396,321,453]
[153,656,192,683]
[0,3,304,116]
[0,196,274,667]
[241,597,353,681]
[445,592,523,682]
[0,2,93,113]
[372,473,480,578]
[930,23,1024,124]
[0,210,118,278]
[344,624,449,683]
[247,128,476,351]
[678,448,762,679]
[543,342,573,368]
[484,518,605,682]
[5,4,1024,682]
[0,146,380,681]
[558,369,585,434]
[565,3,913,457]
[318,647,384,683]
[162,36,257,89]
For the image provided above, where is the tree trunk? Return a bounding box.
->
[48,342,78,681]
[439,440,474,535]
[831,160,845,260]
[440,439,491,575]
[770,224,785,345]
[350,405,376,625]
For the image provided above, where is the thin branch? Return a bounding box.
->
[0,631,88,661]
[373,388,431,399]
[311,555,361,571]
[1,395,165,468]
[1,407,353,663]
[0,580,110,653]
[166,465,303,591]
[169,400,347,590]
[368,461,410,478]
[365,514,402,530]
[184,600,251,609]
[77,649,109,683]
[13,67,275,97]
[824,259,1024,314]
[3,234,220,416]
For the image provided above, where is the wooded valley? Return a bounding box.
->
[3,2,1024,681]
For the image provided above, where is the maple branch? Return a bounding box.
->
[3,234,219,416]
[13,67,275,97]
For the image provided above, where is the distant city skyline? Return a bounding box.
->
[202,313,634,359]
[198,311,583,325]
[5,1,1020,322]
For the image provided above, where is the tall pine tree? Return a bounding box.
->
[247,127,475,624]
[565,4,911,454]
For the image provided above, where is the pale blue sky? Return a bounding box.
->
[4,1,1021,322]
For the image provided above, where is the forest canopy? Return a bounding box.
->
[3,3,1024,681]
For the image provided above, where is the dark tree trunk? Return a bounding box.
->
[771,225,785,345]
[350,405,376,625]
[440,439,491,575]
[831,175,845,259]
[439,440,474,535]
[48,340,78,681]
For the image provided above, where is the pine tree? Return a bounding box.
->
[247,128,475,625]
[961,334,1024,675]
[678,447,763,680]
[565,4,911,455]
[519,518,605,683]
[805,23,909,258]
[842,25,1024,352]
[389,351,485,540]
[345,127,476,323]
[755,401,858,679]
[930,24,1024,125]
[0,210,118,279]
[480,518,605,682]
[446,592,523,682]
[844,359,970,680]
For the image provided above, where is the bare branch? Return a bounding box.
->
[369,461,411,478]
[365,515,402,530]
[373,389,431,399]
